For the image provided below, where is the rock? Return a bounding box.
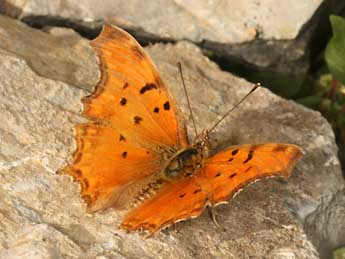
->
[0,0,323,42]
[0,224,84,258]
[0,15,98,89]
[4,0,345,75]
[0,16,344,258]
[304,188,345,259]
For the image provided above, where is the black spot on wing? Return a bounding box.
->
[229,173,237,178]
[123,82,129,89]
[232,149,239,156]
[243,150,254,164]
[179,193,186,198]
[153,107,159,113]
[134,116,143,124]
[215,172,222,177]
[163,101,170,110]
[122,151,128,158]
[120,97,127,106]
[194,189,202,194]
[140,83,157,94]
[119,134,126,141]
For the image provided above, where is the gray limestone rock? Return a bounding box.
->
[304,188,345,259]
[0,15,98,89]
[0,15,343,258]
[1,0,323,42]
[3,0,344,75]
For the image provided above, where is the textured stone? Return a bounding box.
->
[0,15,98,89]
[0,17,344,258]
[2,0,337,75]
[1,0,322,42]
[304,188,345,259]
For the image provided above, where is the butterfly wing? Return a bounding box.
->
[198,143,303,205]
[86,24,188,147]
[61,24,188,211]
[121,143,302,235]
[121,177,207,236]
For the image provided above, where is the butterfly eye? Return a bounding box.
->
[197,141,204,147]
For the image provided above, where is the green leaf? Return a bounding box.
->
[325,15,345,84]
[333,247,345,259]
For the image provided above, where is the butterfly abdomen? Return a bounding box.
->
[131,178,166,207]
[131,144,209,207]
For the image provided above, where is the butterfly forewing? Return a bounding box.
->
[63,124,162,211]
[86,25,188,148]
[61,24,188,211]
[198,143,303,205]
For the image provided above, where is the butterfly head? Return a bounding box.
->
[194,129,210,149]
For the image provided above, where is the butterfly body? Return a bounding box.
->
[165,140,209,178]
[60,24,303,236]
[132,139,209,208]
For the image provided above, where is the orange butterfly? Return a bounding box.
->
[60,24,303,236]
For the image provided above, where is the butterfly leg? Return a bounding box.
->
[171,222,177,232]
[207,206,226,231]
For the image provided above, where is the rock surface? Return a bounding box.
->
[4,0,343,75]
[304,188,345,259]
[0,15,98,89]
[0,15,344,258]
[2,0,323,42]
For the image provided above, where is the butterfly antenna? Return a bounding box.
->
[208,83,260,134]
[178,62,198,137]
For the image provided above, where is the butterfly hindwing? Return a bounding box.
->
[121,177,207,236]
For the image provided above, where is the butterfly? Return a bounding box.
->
[60,24,303,236]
